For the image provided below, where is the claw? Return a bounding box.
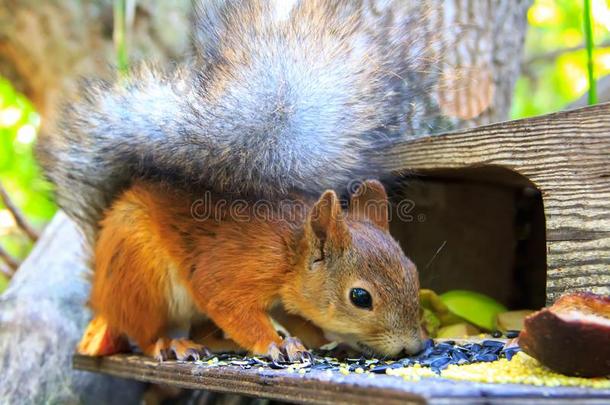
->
[267,337,311,363]
[152,338,171,361]
[170,338,210,361]
[150,338,210,362]
[267,342,284,363]
[299,349,315,363]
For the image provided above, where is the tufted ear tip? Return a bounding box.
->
[309,190,349,247]
[349,180,389,231]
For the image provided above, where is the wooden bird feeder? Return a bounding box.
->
[74,103,610,403]
[382,102,609,306]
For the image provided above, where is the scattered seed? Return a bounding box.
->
[503,347,520,361]
[473,353,499,362]
[430,357,452,371]
[269,361,288,369]
[370,365,389,374]
[482,340,504,349]
[187,338,525,380]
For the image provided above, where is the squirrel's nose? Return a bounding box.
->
[403,338,424,355]
[403,328,426,355]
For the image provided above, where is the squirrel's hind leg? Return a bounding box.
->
[77,315,130,356]
[90,187,178,359]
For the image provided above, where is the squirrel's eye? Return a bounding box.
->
[350,288,372,310]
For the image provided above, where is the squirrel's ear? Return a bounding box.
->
[348,180,389,231]
[310,190,350,249]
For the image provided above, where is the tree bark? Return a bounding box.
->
[0,1,532,403]
[0,0,192,124]
[436,0,532,127]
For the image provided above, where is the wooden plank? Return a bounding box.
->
[380,103,610,303]
[73,354,610,405]
[74,354,425,405]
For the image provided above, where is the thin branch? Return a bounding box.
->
[0,260,14,278]
[0,181,39,241]
[583,0,596,105]
[522,39,610,67]
[0,244,21,271]
[113,0,131,76]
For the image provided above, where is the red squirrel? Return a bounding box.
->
[37,1,438,360]
[81,180,423,360]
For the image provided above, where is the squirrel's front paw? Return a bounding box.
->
[267,337,312,363]
[149,338,211,362]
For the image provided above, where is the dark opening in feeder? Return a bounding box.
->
[386,166,547,312]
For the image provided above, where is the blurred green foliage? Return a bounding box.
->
[0,78,57,287]
[512,0,610,118]
[0,0,609,291]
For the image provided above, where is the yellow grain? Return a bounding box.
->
[440,352,610,389]
[386,353,610,389]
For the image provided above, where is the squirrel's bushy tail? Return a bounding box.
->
[37,0,443,241]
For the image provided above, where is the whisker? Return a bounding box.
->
[197,326,221,341]
[424,240,447,271]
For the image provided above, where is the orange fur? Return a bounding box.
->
[90,179,423,358]
[92,182,299,355]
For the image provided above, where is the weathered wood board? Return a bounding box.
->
[73,354,610,404]
[380,102,610,303]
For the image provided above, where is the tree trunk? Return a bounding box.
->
[0,0,192,123]
[436,0,532,127]
[0,1,532,403]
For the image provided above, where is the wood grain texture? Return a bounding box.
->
[74,354,425,405]
[379,103,610,303]
[73,354,610,404]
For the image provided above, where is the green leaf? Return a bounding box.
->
[439,290,507,331]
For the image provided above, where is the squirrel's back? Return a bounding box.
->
[37,0,443,241]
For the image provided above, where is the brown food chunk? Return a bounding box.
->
[519,292,610,377]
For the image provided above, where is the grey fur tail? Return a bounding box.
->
[37,0,443,242]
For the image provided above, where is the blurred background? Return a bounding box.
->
[0,0,609,292]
